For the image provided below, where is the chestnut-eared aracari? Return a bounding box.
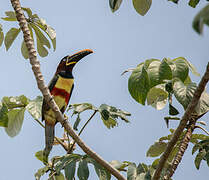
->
[42,49,93,160]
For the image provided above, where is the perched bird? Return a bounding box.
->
[42,49,93,161]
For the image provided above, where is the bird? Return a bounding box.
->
[42,49,93,162]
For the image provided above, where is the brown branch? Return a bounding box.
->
[163,116,196,180]
[10,1,126,180]
[152,62,209,180]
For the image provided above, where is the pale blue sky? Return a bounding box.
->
[0,1,209,180]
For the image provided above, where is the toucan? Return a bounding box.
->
[42,49,93,161]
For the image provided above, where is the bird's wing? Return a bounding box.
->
[42,74,59,121]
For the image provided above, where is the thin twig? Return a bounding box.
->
[152,62,209,180]
[10,1,126,179]
[195,125,209,136]
[68,110,97,153]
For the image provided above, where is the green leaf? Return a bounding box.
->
[159,58,172,81]
[4,28,20,51]
[55,172,65,180]
[109,0,123,12]
[110,160,129,171]
[173,78,197,110]
[192,143,202,155]
[173,57,200,77]
[99,104,130,129]
[0,30,4,47]
[189,0,200,8]
[1,11,17,21]
[77,159,89,180]
[35,166,50,180]
[146,141,167,157]
[21,40,29,59]
[73,115,81,131]
[34,18,56,51]
[5,108,25,137]
[147,86,168,110]
[172,58,189,82]
[35,150,44,162]
[55,154,81,173]
[64,159,77,180]
[30,24,49,57]
[69,103,97,114]
[132,0,152,16]
[128,66,150,105]
[26,96,43,120]
[195,150,206,169]
[137,163,146,174]
[195,91,209,116]
[169,104,179,115]
[145,60,161,88]
[0,103,8,127]
[92,160,111,180]
[127,163,137,180]
[22,7,33,18]
[193,4,209,34]
[2,95,28,109]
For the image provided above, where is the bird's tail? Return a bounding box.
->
[43,124,54,163]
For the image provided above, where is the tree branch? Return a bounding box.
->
[152,62,209,180]
[10,1,126,180]
[163,116,197,180]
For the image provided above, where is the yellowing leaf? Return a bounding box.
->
[132,0,152,16]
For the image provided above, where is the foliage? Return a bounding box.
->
[192,139,209,169]
[126,57,209,119]
[1,8,56,59]
[68,103,131,130]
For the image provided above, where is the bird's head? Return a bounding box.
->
[56,49,93,74]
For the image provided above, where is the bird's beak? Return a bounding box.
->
[66,49,93,66]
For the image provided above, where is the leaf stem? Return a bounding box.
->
[195,125,209,136]
[68,110,97,153]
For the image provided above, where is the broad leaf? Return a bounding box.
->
[5,108,25,137]
[4,28,20,51]
[92,160,111,180]
[193,4,209,34]
[195,91,209,116]
[145,60,161,88]
[132,0,152,16]
[99,104,130,129]
[21,40,29,59]
[2,95,28,109]
[26,96,43,120]
[147,86,168,110]
[55,154,81,173]
[109,0,123,12]
[55,172,65,180]
[69,103,97,114]
[35,150,44,163]
[173,78,197,110]
[0,24,4,47]
[77,159,89,180]
[172,58,189,82]
[146,141,167,157]
[34,18,56,51]
[73,115,81,131]
[1,11,17,21]
[0,103,8,127]
[127,163,137,180]
[64,159,77,180]
[159,58,172,81]
[110,160,129,171]
[35,166,50,180]
[195,150,206,169]
[169,104,179,115]
[173,57,200,77]
[128,66,150,105]
[189,0,200,8]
